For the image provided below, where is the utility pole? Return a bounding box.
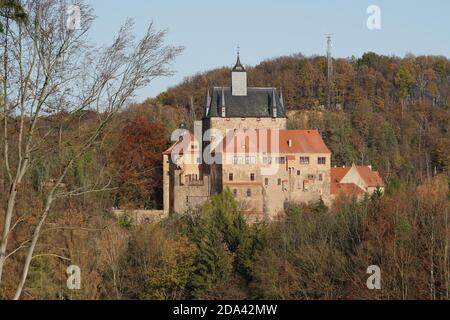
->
[325,34,333,109]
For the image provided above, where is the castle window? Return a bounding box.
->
[233,189,238,197]
[246,156,256,164]
[265,178,269,186]
[318,157,326,165]
[300,157,310,165]
[307,174,315,180]
[263,156,272,164]
[297,170,301,176]
[247,189,252,197]
[319,174,323,181]
[233,156,243,164]
[229,173,234,181]
[278,179,282,186]
[275,157,286,164]
[250,173,255,181]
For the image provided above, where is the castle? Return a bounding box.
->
[163,55,384,220]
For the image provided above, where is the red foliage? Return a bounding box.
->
[112,116,168,208]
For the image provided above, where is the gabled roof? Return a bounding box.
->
[331,167,351,183]
[204,87,286,119]
[219,129,330,154]
[356,166,384,188]
[330,165,384,195]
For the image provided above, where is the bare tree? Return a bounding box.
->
[0,0,182,299]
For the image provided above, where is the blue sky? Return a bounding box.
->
[86,0,450,102]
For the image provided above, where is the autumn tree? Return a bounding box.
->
[111,116,167,209]
[0,0,182,299]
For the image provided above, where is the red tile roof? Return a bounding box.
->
[330,165,384,195]
[355,166,384,188]
[331,182,365,196]
[330,167,351,183]
[221,129,330,154]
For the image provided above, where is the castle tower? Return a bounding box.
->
[231,51,247,96]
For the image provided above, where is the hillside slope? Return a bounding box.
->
[144,52,450,185]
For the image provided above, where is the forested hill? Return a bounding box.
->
[145,52,450,185]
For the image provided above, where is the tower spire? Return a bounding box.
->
[232,46,245,72]
[231,48,247,96]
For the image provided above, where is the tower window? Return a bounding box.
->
[229,173,234,181]
[247,189,252,197]
[265,178,269,186]
[318,157,326,165]
[250,173,255,181]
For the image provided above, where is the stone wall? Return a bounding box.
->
[222,152,331,219]
[173,173,210,214]
[113,209,167,225]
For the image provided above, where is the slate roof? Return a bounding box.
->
[204,87,287,119]
[232,55,245,72]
